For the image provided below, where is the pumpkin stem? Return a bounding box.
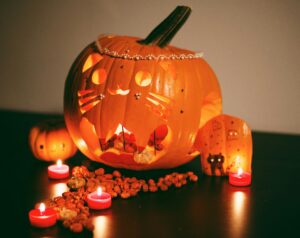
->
[138,6,191,48]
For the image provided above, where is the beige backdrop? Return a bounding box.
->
[0,0,299,134]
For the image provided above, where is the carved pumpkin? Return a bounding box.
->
[64,6,222,170]
[29,119,77,161]
[194,114,252,176]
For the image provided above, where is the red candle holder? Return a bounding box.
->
[48,160,69,179]
[28,203,57,228]
[229,168,251,186]
[87,187,112,210]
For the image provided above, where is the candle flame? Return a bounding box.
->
[39,203,46,213]
[237,168,243,176]
[57,159,62,167]
[97,187,102,196]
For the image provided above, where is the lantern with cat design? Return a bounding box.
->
[194,114,252,176]
[64,6,223,170]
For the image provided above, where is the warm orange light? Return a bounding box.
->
[194,114,252,176]
[97,187,102,196]
[57,159,62,167]
[39,203,46,213]
[237,168,243,176]
[50,182,69,198]
[114,124,132,135]
[94,215,110,237]
[82,53,103,72]
[107,87,130,96]
[233,191,245,214]
[135,71,152,87]
[29,119,77,162]
[236,155,241,166]
[230,191,249,238]
[64,6,225,170]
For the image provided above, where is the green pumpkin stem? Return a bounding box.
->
[138,6,191,48]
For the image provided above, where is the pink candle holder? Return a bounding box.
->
[229,168,252,186]
[87,187,112,210]
[48,160,69,179]
[28,203,57,228]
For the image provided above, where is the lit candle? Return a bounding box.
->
[229,168,251,186]
[48,159,69,179]
[87,187,112,210]
[28,203,57,228]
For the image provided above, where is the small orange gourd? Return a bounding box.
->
[29,119,77,161]
[64,6,222,170]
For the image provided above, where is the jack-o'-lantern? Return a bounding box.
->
[29,119,77,161]
[194,114,252,176]
[64,6,222,170]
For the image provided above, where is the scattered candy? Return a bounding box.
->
[41,165,198,234]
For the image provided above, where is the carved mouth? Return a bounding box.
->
[79,118,170,165]
[100,123,167,153]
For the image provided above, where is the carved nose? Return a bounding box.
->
[108,85,130,96]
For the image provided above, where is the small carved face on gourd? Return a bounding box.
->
[64,6,222,170]
[29,119,77,161]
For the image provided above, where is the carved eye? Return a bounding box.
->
[228,130,238,136]
[39,144,44,149]
[135,71,152,87]
[227,130,239,140]
[218,158,221,162]
[210,158,214,162]
[92,68,107,85]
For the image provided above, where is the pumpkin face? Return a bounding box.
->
[194,114,252,176]
[29,119,77,161]
[64,6,222,170]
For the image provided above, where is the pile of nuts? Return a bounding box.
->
[42,165,198,233]
[44,189,93,233]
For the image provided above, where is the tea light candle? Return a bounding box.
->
[87,187,112,210]
[28,203,57,228]
[48,160,69,179]
[229,168,252,186]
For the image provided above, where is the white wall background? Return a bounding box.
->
[0,0,299,134]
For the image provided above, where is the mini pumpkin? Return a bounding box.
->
[194,114,252,176]
[64,6,222,170]
[29,119,77,161]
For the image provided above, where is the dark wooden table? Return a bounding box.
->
[1,110,299,238]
